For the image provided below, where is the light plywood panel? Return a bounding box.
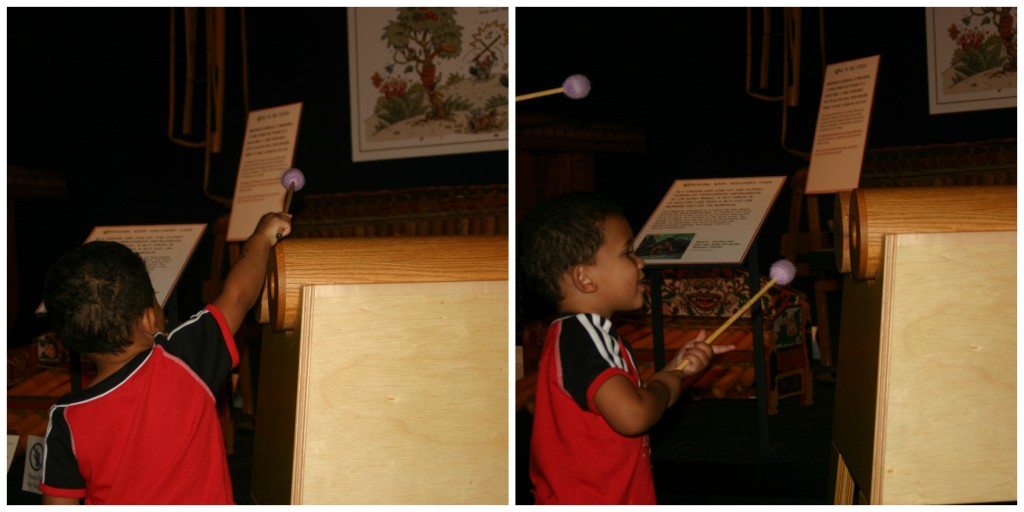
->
[293,281,508,505]
[876,231,1015,504]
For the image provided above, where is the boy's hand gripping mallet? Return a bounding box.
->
[516,74,591,102]
[674,259,797,371]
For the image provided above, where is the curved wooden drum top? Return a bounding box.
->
[845,186,1015,280]
[260,236,507,331]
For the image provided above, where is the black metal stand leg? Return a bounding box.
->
[748,243,771,459]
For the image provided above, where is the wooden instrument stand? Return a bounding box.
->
[249,236,508,505]
[829,230,1015,504]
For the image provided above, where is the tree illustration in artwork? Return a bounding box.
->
[946,7,1016,80]
[382,8,463,121]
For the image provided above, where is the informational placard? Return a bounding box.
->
[226,102,302,241]
[37,224,206,314]
[634,177,786,265]
[805,55,880,194]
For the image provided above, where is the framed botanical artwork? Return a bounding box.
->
[348,7,509,161]
[925,7,1016,114]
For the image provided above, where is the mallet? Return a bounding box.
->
[674,259,797,371]
[516,74,591,102]
[281,167,305,213]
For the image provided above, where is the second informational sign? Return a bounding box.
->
[805,54,880,194]
[226,102,303,241]
[634,177,786,265]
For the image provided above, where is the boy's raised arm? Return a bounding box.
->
[213,212,292,334]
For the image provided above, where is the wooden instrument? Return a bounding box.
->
[838,186,1015,280]
[259,236,507,332]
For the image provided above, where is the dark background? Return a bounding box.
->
[7,7,509,341]
[516,7,1015,230]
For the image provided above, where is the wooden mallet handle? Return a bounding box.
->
[277,168,304,239]
[517,74,591,102]
[671,259,795,371]
[515,87,565,102]
[674,277,779,371]
[280,168,305,214]
[283,182,296,213]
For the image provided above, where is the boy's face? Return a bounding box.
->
[587,215,646,317]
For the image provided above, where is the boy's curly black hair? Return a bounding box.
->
[518,192,624,306]
[43,241,156,355]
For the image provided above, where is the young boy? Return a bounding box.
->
[520,192,733,505]
[38,212,292,505]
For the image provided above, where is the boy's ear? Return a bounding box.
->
[569,263,598,293]
[139,307,159,335]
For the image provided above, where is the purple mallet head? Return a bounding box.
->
[769,259,797,285]
[562,74,591,99]
[281,168,306,191]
